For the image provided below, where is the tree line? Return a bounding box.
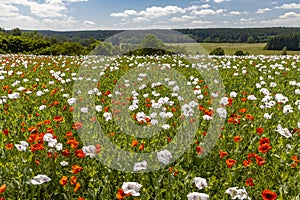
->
[264,33,300,51]
[34,27,300,43]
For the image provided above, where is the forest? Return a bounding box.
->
[0,27,300,55]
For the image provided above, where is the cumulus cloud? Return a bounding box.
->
[275,3,300,9]
[193,8,225,15]
[256,8,271,14]
[112,5,185,20]
[83,20,95,26]
[279,12,300,19]
[213,0,230,3]
[229,11,241,15]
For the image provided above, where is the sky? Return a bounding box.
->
[1,0,300,31]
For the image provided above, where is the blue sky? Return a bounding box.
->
[0,0,300,30]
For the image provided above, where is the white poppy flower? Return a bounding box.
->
[157,149,172,164]
[194,177,208,190]
[122,182,142,196]
[133,161,148,171]
[82,145,96,158]
[225,187,250,200]
[187,192,209,200]
[30,174,51,185]
[275,124,292,138]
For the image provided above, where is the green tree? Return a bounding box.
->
[234,50,244,56]
[140,34,164,49]
[281,46,287,55]
[11,28,22,36]
[209,47,225,55]
[246,36,255,43]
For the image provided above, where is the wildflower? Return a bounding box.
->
[116,189,131,200]
[74,182,81,192]
[15,141,29,152]
[243,160,252,167]
[226,158,237,168]
[255,155,266,166]
[70,176,77,185]
[258,143,272,153]
[60,161,69,166]
[259,137,270,145]
[75,149,86,158]
[233,136,242,143]
[245,178,254,187]
[194,177,208,190]
[219,150,228,159]
[157,149,172,164]
[275,124,292,138]
[133,161,148,172]
[82,145,96,158]
[187,192,209,200]
[30,174,51,185]
[0,184,6,194]
[71,165,83,174]
[261,189,277,200]
[256,127,264,135]
[131,140,138,147]
[122,182,142,196]
[225,187,250,200]
[59,176,68,186]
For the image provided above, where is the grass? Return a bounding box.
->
[166,43,300,55]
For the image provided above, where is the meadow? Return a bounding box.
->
[167,43,300,55]
[0,53,299,200]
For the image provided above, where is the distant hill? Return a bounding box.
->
[22,27,300,43]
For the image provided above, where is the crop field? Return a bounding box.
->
[0,54,299,200]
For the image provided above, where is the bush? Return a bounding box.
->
[209,47,225,55]
[281,46,287,55]
[234,50,245,56]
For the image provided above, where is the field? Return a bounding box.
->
[0,54,299,200]
[167,43,300,55]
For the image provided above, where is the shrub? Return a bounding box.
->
[209,47,225,55]
[234,50,245,56]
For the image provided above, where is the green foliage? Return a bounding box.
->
[209,47,225,55]
[265,33,300,50]
[281,46,287,55]
[246,36,255,43]
[234,50,245,56]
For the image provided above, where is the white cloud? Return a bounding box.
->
[185,4,210,11]
[0,3,19,17]
[240,18,256,22]
[214,0,230,3]
[279,12,300,19]
[42,16,80,30]
[193,8,225,15]
[256,8,271,14]
[0,14,44,29]
[138,6,185,18]
[83,20,95,26]
[229,11,241,15]
[63,0,88,2]
[259,12,300,26]
[275,3,300,9]
[171,15,195,22]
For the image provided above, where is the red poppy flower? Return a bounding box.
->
[219,150,228,159]
[261,189,277,200]
[259,137,270,145]
[59,176,68,186]
[258,143,272,153]
[245,178,254,186]
[226,158,237,168]
[256,127,264,135]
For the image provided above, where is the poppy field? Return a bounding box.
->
[0,54,299,200]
